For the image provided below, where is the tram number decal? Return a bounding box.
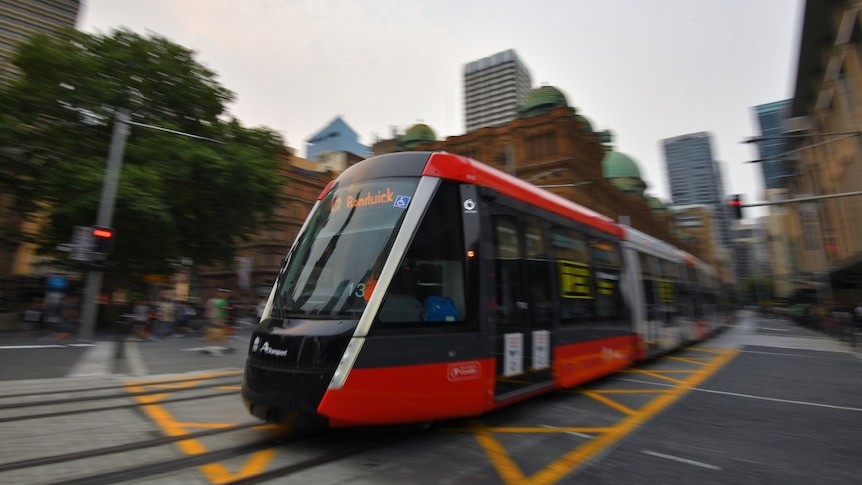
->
[658,279,674,302]
[558,260,593,299]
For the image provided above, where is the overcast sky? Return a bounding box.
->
[79,0,805,217]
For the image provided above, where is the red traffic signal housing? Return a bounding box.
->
[92,226,115,254]
[729,195,743,219]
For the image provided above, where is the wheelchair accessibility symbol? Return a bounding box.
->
[394,195,410,209]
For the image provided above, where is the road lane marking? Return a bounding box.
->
[538,425,596,439]
[125,377,280,483]
[623,368,688,385]
[581,390,638,416]
[641,450,722,470]
[694,387,862,412]
[519,348,737,484]
[66,341,115,377]
[125,340,148,376]
[0,343,93,349]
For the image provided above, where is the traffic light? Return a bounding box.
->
[729,195,743,220]
[92,226,115,254]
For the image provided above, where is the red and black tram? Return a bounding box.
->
[241,151,724,428]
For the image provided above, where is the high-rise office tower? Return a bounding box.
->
[463,49,532,133]
[754,100,793,190]
[0,0,81,84]
[663,131,731,247]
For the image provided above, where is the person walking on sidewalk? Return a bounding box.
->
[201,289,233,355]
[155,297,177,338]
[131,299,152,341]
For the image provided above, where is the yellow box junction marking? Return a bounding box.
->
[124,372,280,484]
[469,347,739,484]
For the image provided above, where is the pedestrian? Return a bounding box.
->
[131,299,152,341]
[45,295,78,344]
[255,296,266,322]
[201,289,233,354]
[155,298,176,338]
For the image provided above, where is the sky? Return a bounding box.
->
[78,0,805,217]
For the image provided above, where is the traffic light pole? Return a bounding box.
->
[734,190,862,208]
[78,108,130,342]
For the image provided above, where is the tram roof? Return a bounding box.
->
[321,151,623,237]
[422,152,623,238]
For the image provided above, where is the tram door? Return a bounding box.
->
[491,212,554,399]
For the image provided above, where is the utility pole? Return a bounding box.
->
[78,108,130,342]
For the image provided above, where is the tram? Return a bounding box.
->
[241,151,727,428]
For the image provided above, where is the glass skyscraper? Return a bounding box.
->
[663,131,731,247]
[754,100,793,190]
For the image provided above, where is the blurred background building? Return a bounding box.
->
[464,49,533,133]
[0,0,80,84]
[304,116,371,163]
[774,0,862,306]
[662,132,733,249]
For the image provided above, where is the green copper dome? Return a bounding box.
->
[601,151,642,179]
[646,196,668,211]
[573,114,594,133]
[518,86,569,118]
[401,123,437,149]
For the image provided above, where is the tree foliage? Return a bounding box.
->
[0,29,286,282]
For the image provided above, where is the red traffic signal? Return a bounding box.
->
[92,226,115,254]
[728,195,743,219]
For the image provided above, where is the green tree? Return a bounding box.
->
[0,29,286,284]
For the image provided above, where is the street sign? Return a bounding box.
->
[70,225,94,261]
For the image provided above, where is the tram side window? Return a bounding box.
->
[589,237,625,324]
[658,259,679,324]
[378,183,467,327]
[524,216,553,323]
[493,215,523,323]
[677,264,695,320]
[689,267,704,318]
[640,253,658,321]
[550,227,594,324]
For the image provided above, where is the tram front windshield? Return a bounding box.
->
[273,179,418,319]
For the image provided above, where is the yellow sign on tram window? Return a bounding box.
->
[597,280,615,296]
[658,279,674,302]
[558,260,593,299]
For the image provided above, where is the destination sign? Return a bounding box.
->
[330,186,410,212]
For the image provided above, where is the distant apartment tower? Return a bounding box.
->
[754,100,793,190]
[663,132,731,247]
[0,0,81,84]
[464,49,532,132]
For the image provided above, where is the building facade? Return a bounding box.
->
[662,132,732,249]
[0,0,80,84]
[782,0,862,303]
[464,49,532,133]
[0,0,81,279]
